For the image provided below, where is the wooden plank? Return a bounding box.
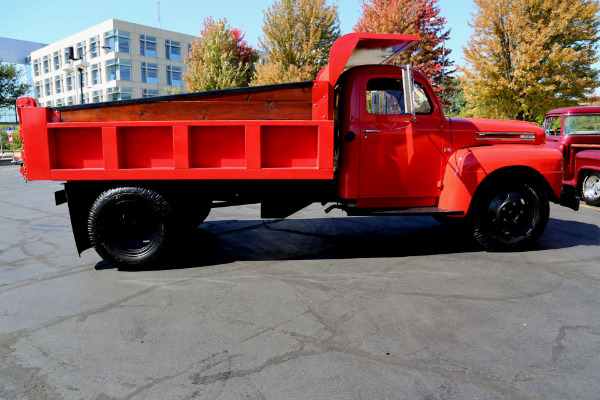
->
[60,101,313,122]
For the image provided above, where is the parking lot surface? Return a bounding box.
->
[1,164,599,400]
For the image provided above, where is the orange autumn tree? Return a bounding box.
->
[185,18,258,92]
[354,0,453,99]
[461,0,600,122]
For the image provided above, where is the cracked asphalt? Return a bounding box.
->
[1,164,600,400]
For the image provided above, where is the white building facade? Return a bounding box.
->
[29,19,196,107]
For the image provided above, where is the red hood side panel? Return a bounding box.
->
[450,117,545,149]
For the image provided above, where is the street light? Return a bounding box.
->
[63,45,111,104]
[429,17,446,110]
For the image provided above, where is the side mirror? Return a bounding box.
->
[402,66,417,122]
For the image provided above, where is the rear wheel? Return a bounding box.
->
[581,171,600,206]
[472,181,549,252]
[88,187,175,268]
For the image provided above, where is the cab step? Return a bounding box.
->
[344,207,464,217]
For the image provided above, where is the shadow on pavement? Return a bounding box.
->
[96,215,600,272]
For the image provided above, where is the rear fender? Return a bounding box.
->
[438,146,564,214]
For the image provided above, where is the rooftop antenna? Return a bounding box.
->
[157,1,161,29]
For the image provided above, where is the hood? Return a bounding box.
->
[449,117,545,149]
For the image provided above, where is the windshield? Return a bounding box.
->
[564,115,600,135]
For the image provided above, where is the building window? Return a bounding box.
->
[67,96,74,105]
[106,59,132,82]
[90,36,99,58]
[76,41,86,59]
[33,60,40,77]
[53,51,61,70]
[64,47,71,64]
[140,35,157,57]
[43,55,49,74]
[141,62,158,84]
[92,90,103,103]
[165,40,181,61]
[54,76,62,94]
[104,30,131,54]
[107,87,133,101]
[44,78,52,96]
[91,63,101,85]
[56,99,63,106]
[66,73,74,91]
[34,82,41,99]
[142,89,159,98]
[166,66,182,86]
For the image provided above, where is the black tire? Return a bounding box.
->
[88,187,175,268]
[472,181,549,252]
[581,171,600,206]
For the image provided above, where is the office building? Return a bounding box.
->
[29,19,196,107]
[0,37,47,122]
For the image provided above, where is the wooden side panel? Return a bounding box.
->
[59,86,313,122]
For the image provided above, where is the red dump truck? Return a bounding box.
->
[17,33,578,268]
[544,106,600,206]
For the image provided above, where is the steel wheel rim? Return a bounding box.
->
[583,175,600,203]
[487,190,539,243]
[101,199,162,257]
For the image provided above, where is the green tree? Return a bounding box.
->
[354,0,454,99]
[461,0,600,122]
[0,62,30,122]
[252,0,341,85]
[184,18,258,92]
[444,77,468,116]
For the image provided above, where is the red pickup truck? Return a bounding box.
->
[544,106,600,205]
[17,33,578,268]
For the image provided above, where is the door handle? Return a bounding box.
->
[362,130,380,133]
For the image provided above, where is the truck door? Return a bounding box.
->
[358,75,445,207]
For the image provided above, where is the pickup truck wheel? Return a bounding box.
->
[581,171,600,206]
[472,181,549,252]
[88,187,175,268]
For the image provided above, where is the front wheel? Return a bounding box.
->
[472,181,549,252]
[581,171,600,206]
[88,187,175,268]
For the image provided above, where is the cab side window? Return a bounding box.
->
[366,78,432,115]
[544,116,562,136]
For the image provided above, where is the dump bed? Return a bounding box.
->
[17,81,335,182]
[17,33,420,183]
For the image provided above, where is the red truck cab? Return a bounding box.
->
[544,107,600,205]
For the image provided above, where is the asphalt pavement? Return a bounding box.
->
[1,163,599,400]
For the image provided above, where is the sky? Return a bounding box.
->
[0,0,475,66]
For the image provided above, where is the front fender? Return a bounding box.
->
[575,150,600,179]
[438,145,564,213]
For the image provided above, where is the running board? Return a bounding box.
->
[344,207,464,217]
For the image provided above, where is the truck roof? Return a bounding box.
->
[545,106,600,116]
